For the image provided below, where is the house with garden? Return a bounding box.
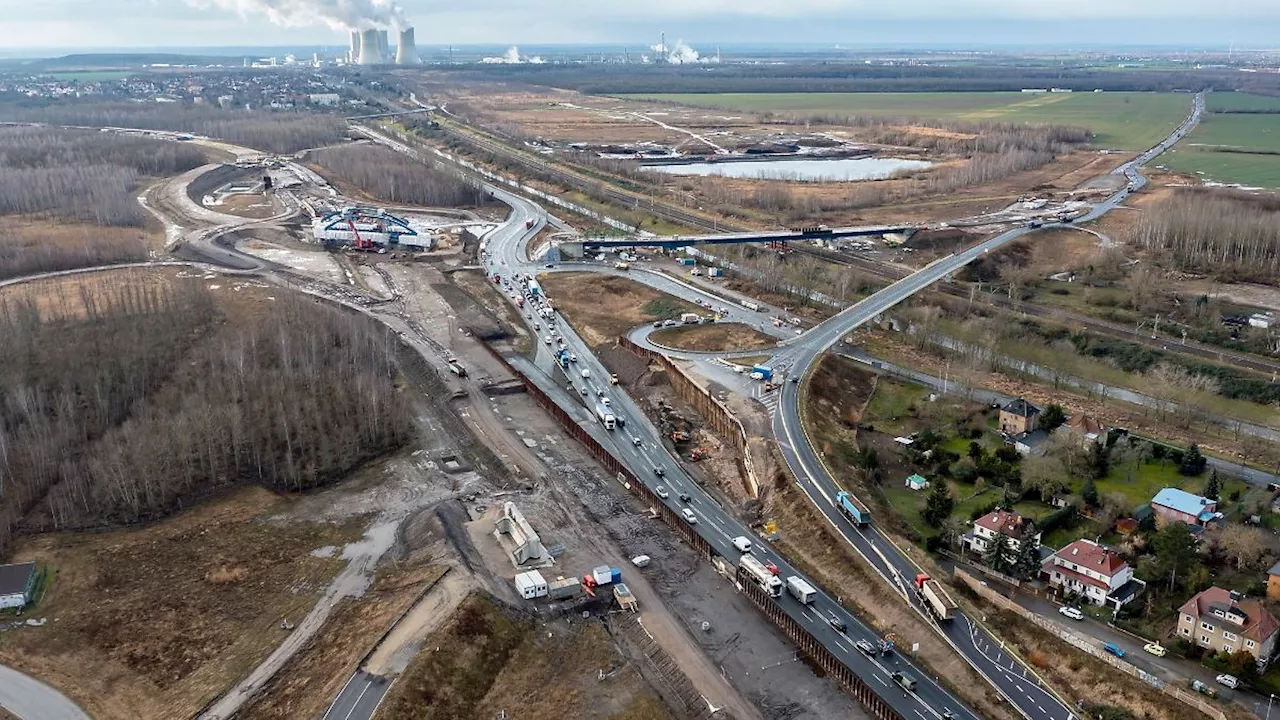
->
[1151,488,1222,530]
[1178,587,1279,667]
[964,509,1041,556]
[1058,413,1107,449]
[1042,539,1145,609]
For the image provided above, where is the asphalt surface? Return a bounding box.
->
[0,663,92,720]
[322,671,392,720]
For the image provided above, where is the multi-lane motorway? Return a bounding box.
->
[359,93,1204,720]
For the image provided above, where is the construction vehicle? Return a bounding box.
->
[835,491,871,526]
[741,300,762,312]
[680,312,702,324]
[688,448,707,462]
[739,554,783,598]
[446,358,467,377]
[915,573,957,621]
[751,365,774,381]
[786,576,816,604]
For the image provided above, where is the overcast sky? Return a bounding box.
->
[0,0,1276,50]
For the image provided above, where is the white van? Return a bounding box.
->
[1059,606,1084,621]
[732,536,752,554]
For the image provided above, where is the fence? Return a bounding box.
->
[734,566,906,720]
[484,340,921,720]
[617,335,762,498]
[954,570,1226,720]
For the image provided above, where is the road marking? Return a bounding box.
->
[874,674,888,686]
[834,639,850,653]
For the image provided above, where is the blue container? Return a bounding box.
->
[610,568,622,584]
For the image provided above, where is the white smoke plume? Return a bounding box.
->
[651,39,716,64]
[480,46,545,64]
[189,0,406,31]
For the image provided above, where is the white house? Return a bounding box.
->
[964,510,1041,555]
[1042,539,1144,609]
[0,562,36,610]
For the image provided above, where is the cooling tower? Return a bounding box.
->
[395,27,420,65]
[349,30,361,63]
[357,28,383,65]
[377,30,390,61]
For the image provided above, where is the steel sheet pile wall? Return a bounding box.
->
[617,336,761,498]
[480,343,711,559]
[735,566,906,720]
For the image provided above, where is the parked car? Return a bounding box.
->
[1059,606,1084,621]
[1143,643,1167,657]
[681,508,697,524]
[1216,674,1239,690]
[1103,642,1126,658]
[655,485,669,499]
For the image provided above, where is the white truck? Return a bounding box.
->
[914,573,957,621]
[595,401,617,430]
[786,576,817,605]
[580,368,591,379]
[739,554,783,598]
[680,312,702,325]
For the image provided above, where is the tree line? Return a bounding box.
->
[1131,188,1280,282]
[0,126,207,226]
[0,98,348,154]
[0,280,412,557]
[0,223,148,281]
[309,143,500,208]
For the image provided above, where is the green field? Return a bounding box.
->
[624,91,1192,151]
[1158,93,1280,188]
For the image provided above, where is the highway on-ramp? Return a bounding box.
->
[0,663,92,720]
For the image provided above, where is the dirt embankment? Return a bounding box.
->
[540,272,700,348]
[378,593,668,720]
[649,322,777,352]
[786,355,1020,720]
[0,487,365,720]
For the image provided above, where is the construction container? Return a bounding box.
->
[514,570,548,599]
[707,267,724,277]
[591,565,612,586]
[610,568,622,584]
[678,258,696,266]
[631,555,651,568]
[548,576,582,600]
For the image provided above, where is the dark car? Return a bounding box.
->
[653,466,665,477]
[855,639,878,656]
[678,492,691,503]
[827,615,847,632]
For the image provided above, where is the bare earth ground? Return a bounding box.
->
[649,322,778,352]
[540,272,700,347]
[380,593,669,720]
[240,563,449,720]
[0,487,365,720]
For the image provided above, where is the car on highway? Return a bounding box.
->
[681,508,697,524]
[632,436,642,446]
[941,710,956,720]
[579,387,587,396]
[1103,642,1126,658]
[569,353,578,363]
[732,536,752,553]
[655,485,669,499]
[610,373,619,385]
[653,466,665,477]
[890,672,917,692]
[545,262,555,268]
[855,639,878,657]
[1143,643,1166,657]
[1216,673,1239,689]
[543,336,552,345]
[652,320,663,328]
[827,614,847,632]
[678,492,691,503]
[1059,606,1084,621]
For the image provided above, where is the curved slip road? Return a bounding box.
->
[0,664,92,720]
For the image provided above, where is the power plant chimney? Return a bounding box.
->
[357,28,383,64]
[395,27,420,65]
[377,30,389,61]
[349,30,361,63]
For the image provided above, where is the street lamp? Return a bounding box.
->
[1266,693,1276,720]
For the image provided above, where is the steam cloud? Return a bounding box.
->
[650,39,716,64]
[481,46,545,64]
[189,0,406,30]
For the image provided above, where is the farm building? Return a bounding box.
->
[0,562,36,610]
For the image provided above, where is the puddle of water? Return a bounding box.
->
[643,157,931,182]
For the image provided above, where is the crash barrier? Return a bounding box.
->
[616,335,761,498]
[954,570,1225,720]
[479,342,713,560]
[735,566,906,720]
[485,341,926,720]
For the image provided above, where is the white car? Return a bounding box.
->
[543,336,552,345]
[732,536,752,553]
[1216,673,1239,689]
[655,485,669,499]
[1059,606,1084,621]
[681,508,697,524]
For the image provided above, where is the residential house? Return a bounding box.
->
[1267,561,1280,603]
[1013,430,1050,456]
[0,562,36,610]
[1059,414,1107,449]
[999,397,1041,435]
[1151,488,1221,529]
[1178,587,1280,666]
[1042,539,1144,609]
[964,510,1041,556]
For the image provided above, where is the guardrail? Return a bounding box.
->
[617,335,761,498]
[734,567,906,720]
[483,340,918,720]
[955,570,1226,720]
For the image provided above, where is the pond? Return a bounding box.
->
[642,157,932,182]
